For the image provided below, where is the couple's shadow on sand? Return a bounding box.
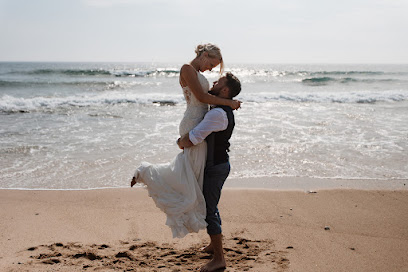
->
[18,236,289,271]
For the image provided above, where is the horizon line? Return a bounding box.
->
[1,60,408,65]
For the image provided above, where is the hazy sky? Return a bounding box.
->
[0,0,407,63]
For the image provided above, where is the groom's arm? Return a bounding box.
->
[177,108,228,149]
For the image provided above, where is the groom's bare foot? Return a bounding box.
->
[201,243,214,254]
[200,257,226,272]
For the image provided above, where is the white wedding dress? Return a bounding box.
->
[133,71,209,238]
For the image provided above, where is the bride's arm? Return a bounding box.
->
[180,65,241,109]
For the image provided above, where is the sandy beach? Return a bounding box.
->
[1,185,407,271]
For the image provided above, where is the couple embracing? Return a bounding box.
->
[131,43,241,272]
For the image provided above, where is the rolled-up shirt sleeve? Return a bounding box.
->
[189,108,228,145]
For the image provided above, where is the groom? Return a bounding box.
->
[177,72,241,272]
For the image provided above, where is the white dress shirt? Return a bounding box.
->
[188,108,228,145]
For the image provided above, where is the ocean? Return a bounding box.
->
[0,62,407,189]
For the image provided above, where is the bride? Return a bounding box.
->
[131,43,240,238]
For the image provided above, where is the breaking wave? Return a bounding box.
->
[239,90,408,104]
[0,93,185,113]
[1,90,407,113]
[301,77,397,85]
[6,68,180,78]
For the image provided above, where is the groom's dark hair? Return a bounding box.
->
[225,72,241,98]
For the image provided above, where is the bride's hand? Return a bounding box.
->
[229,100,241,110]
[177,138,184,149]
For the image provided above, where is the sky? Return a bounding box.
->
[0,0,407,63]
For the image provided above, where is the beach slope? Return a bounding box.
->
[1,188,407,271]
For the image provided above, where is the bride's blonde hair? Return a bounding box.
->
[195,43,224,74]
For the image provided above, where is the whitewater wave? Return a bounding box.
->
[5,68,180,78]
[301,77,397,85]
[309,71,387,76]
[6,67,407,79]
[1,90,407,113]
[0,93,185,113]
[25,69,111,76]
[225,69,407,77]
[239,90,408,104]
[0,79,159,89]
[0,79,114,88]
[114,69,180,77]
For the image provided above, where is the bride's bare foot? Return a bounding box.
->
[131,172,141,187]
[201,243,214,254]
[200,257,226,272]
[130,176,137,187]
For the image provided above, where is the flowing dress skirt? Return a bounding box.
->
[134,141,207,238]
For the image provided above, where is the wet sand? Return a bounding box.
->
[0,187,407,271]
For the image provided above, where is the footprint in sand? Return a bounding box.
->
[20,236,289,271]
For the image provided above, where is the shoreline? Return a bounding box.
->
[1,176,407,192]
[1,187,407,271]
[225,176,408,191]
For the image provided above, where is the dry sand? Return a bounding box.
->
[0,187,407,271]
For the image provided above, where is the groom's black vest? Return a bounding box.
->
[206,105,235,167]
